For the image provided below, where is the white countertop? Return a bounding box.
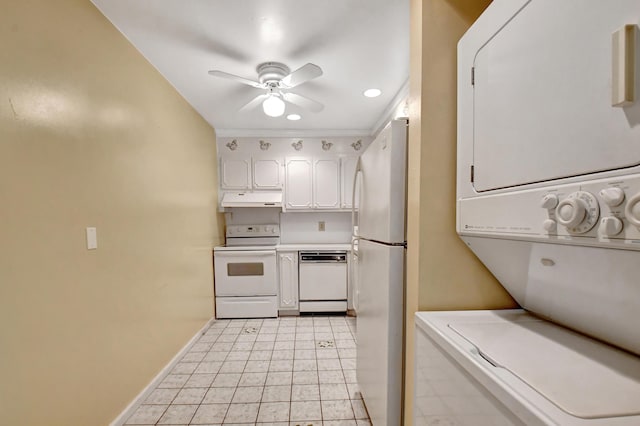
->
[277,243,351,251]
[214,243,351,251]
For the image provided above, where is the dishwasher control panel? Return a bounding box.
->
[299,251,347,262]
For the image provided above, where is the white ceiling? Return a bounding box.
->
[90,0,409,136]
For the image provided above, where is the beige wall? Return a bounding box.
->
[404,0,517,423]
[0,1,224,424]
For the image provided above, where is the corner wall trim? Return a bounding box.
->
[109,317,217,426]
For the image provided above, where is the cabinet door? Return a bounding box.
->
[314,158,340,209]
[220,158,251,190]
[341,156,359,210]
[253,158,282,189]
[285,158,313,209]
[278,251,299,310]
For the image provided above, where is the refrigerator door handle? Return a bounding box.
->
[351,156,362,234]
[351,236,360,254]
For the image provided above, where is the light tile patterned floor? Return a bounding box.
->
[124,315,371,425]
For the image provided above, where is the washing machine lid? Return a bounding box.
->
[472,0,640,192]
[450,319,640,419]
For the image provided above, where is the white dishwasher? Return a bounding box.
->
[298,251,347,312]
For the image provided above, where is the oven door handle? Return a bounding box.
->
[215,250,275,257]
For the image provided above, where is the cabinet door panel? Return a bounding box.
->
[221,158,251,190]
[314,158,340,209]
[278,252,299,310]
[253,158,282,189]
[285,158,313,209]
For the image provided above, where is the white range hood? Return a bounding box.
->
[220,191,283,208]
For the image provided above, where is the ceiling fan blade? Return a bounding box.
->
[282,92,324,113]
[239,93,270,112]
[208,70,264,89]
[280,63,323,88]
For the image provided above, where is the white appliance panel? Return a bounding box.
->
[415,315,527,426]
[298,301,347,312]
[356,239,404,426]
[473,0,640,192]
[358,119,407,243]
[458,173,640,248]
[298,262,347,300]
[461,236,640,356]
[450,321,640,418]
[216,296,278,319]
[214,250,277,297]
[415,310,640,425]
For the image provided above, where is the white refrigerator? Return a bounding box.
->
[354,119,407,426]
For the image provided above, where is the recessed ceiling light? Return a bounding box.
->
[287,114,301,121]
[363,88,382,98]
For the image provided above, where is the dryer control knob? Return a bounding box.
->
[599,187,625,207]
[625,193,640,227]
[555,191,600,233]
[540,194,559,209]
[599,216,623,236]
[556,199,586,227]
[543,219,557,232]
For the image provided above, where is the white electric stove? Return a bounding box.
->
[213,224,280,319]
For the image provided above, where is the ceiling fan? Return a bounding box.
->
[208,62,324,118]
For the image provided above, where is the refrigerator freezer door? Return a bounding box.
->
[358,119,407,244]
[356,239,404,426]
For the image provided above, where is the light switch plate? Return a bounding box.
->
[86,227,97,250]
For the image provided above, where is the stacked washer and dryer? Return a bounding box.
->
[415,1,640,425]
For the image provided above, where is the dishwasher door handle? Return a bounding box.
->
[299,252,347,263]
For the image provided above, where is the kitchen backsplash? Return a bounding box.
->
[224,207,280,225]
[223,208,353,244]
[280,211,352,244]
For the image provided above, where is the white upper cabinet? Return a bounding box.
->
[341,156,359,210]
[220,158,251,190]
[314,158,341,209]
[285,158,313,209]
[220,157,282,190]
[286,157,343,210]
[253,158,283,189]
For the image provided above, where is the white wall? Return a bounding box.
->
[280,212,353,244]
[224,208,280,226]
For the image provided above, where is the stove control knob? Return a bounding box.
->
[265,226,273,233]
[599,187,625,207]
[540,194,558,210]
[555,191,599,233]
[228,227,234,235]
[599,216,623,236]
[625,193,640,227]
[543,219,557,232]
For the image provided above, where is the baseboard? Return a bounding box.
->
[278,309,300,316]
[110,317,217,426]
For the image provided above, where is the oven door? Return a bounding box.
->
[214,250,277,296]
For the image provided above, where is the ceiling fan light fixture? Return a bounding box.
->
[287,114,301,121]
[363,88,382,98]
[262,94,285,117]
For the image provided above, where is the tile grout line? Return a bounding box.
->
[126,315,365,425]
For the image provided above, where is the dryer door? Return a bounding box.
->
[473,0,640,192]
